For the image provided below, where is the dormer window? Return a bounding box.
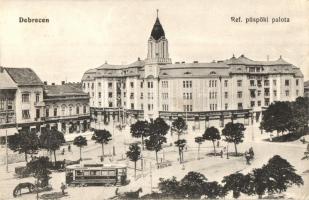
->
[210,71,216,75]
[162,72,168,76]
[237,68,242,71]
[184,71,192,75]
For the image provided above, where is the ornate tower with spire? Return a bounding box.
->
[146,9,171,64]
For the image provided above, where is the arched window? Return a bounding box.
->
[83,104,87,114]
[69,104,73,116]
[210,71,216,75]
[61,104,66,116]
[76,104,80,115]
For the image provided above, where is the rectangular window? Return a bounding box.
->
[224,92,228,98]
[273,90,277,97]
[162,104,169,111]
[140,82,143,88]
[251,101,255,107]
[22,93,30,103]
[285,80,290,86]
[130,82,134,88]
[148,82,153,88]
[296,90,299,96]
[183,81,192,88]
[257,90,261,96]
[22,110,30,119]
[140,93,143,99]
[83,105,87,114]
[285,90,289,96]
[36,109,40,119]
[225,103,228,110]
[91,83,94,89]
[98,82,101,87]
[46,108,49,117]
[98,92,101,98]
[273,80,277,86]
[109,102,113,107]
[141,104,143,110]
[296,79,299,86]
[237,103,243,110]
[0,99,4,110]
[108,92,113,98]
[257,80,262,87]
[237,91,242,98]
[7,99,13,110]
[224,80,228,87]
[265,98,270,106]
[258,101,261,107]
[131,103,134,109]
[237,80,242,87]
[108,82,113,88]
[35,94,40,102]
[250,80,255,86]
[76,106,79,115]
[162,81,168,88]
[130,93,134,100]
[264,80,269,86]
[148,92,153,99]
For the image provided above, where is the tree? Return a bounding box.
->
[39,128,65,163]
[73,136,87,161]
[158,177,181,198]
[145,134,167,165]
[202,181,226,199]
[289,97,309,132]
[26,156,51,187]
[222,172,249,199]
[130,120,149,150]
[249,155,304,199]
[195,136,204,160]
[171,117,187,140]
[8,129,40,163]
[92,129,112,161]
[260,101,292,137]
[145,117,169,165]
[174,139,186,163]
[126,143,141,179]
[203,126,221,155]
[222,122,245,156]
[180,171,208,198]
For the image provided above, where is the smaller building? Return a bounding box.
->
[304,80,309,98]
[43,83,90,134]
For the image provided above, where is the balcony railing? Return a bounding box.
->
[45,113,90,121]
[0,110,16,124]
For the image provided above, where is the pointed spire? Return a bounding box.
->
[150,10,165,40]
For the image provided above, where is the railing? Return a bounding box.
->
[0,110,16,124]
[45,113,90,121]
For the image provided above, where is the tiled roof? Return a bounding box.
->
[304,80,309,88]
[0,67,17,89]
[5,67,43,86]
[151,17,165,40]
[44,84,88,97]
[225,55,291,66]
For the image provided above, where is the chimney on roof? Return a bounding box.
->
[0,66,3,73]
[279,55,282,59]
[44,81,48,85]
[175,62,180,64]
[138,57,141,61]
[240,54,244,57]
[61,81,65,85]
[212,60,216,63]
[52,83,55,86]
[193,61,198,63]
[181,61,185,64]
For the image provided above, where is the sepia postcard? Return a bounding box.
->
[0,0,309,199]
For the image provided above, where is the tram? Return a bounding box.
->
[65,162,127,186]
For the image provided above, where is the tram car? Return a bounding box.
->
[65,162,127,186]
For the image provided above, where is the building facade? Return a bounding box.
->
[0,66,91,143]
[82,14,304,129]
[43,83,90,134]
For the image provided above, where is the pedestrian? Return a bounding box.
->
[68,144,71,152]
[217,141,220,147]
[220,150,223,158]
[61,182,66,195]
[62,148,65,155]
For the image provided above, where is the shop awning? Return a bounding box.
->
[0,128,18,137]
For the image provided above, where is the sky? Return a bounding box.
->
[0,0,308,84]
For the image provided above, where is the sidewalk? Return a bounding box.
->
[64,131,94,142]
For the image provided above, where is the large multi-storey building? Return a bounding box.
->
[81,14,304,129]
[0,66,90,143]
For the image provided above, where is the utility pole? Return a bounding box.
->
[6,129,8,172]
[150,161,153,193]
